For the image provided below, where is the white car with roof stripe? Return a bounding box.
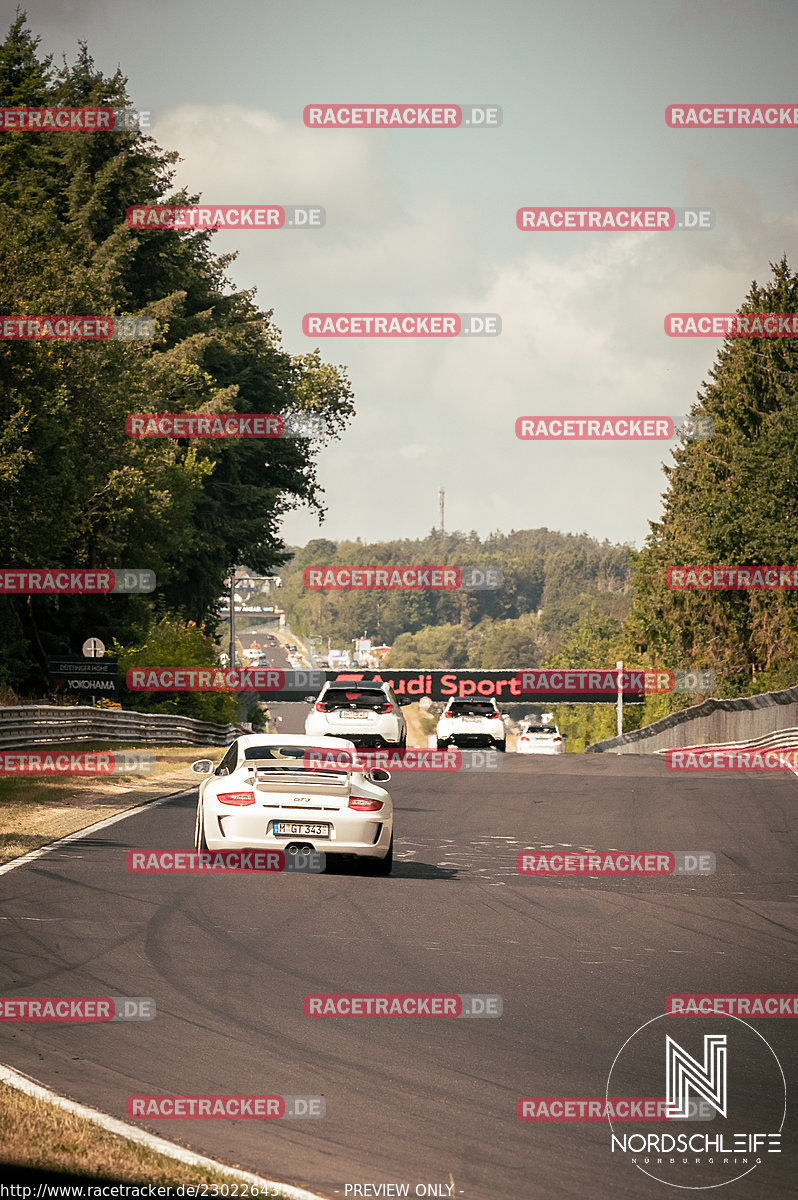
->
[435,697,507,751]
[305,680,409,747]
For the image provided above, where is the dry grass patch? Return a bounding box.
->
[0,1081,295,1192]
[0,743,224,865]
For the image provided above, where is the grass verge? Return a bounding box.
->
[0,741,221,866]
[0,1081,297,1193]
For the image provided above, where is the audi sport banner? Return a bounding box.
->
[328,669,649,703]
[125,667,700,702]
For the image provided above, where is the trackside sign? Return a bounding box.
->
[317,670,647,703]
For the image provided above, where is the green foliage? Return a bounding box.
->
[386,624,472,669]
[0,14,354,695]
[625,257,798,699]
[282,527,633,649]
[113,617,239,722]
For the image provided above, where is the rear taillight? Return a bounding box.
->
[315,701,328,712]
[217,791,256,806]
[377,702,392,713]
[348,796,384,812]
[552,737,562,743]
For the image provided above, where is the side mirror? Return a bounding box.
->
[304,695,317,703]
[190,759,214,774]
[397,696,412,706]
[368,768,392,783]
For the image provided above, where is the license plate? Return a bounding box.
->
[340,709,370,719]
[273,821,330,837]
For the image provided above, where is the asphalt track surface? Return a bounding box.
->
[1,685,797,1197]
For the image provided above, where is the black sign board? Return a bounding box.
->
[49,655,119,696]
[260,669,645,704]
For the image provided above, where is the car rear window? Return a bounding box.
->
[523,725,558,734]
[323,688,388,709]
[447,702,497,717]
[243,746,308,763]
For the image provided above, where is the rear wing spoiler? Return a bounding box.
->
[242,755,356,776]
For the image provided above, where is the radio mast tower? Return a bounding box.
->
[439,487,445,533]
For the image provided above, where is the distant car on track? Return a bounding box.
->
[516,722,565,755]
[436,698,506,751]
[305,680,409,748]
[192,733,394,874]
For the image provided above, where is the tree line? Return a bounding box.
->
[0,15,353,716]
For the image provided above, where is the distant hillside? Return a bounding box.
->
[280,528,634,667]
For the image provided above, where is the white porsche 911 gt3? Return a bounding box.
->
[191,733,394,874]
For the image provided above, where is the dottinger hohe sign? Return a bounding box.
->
[49,656,119,695]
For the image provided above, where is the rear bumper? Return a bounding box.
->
[516,744,564,755]
[438,732,504,747]
[305,714,402,746]
[201,805,393,858]
[343,733,403,747]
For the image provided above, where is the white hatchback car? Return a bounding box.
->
[435,697,507,751]
[192,733,394,874]
[305,681,408,748]
[516,722,565,755]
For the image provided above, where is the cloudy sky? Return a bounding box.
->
[19,0,798,549]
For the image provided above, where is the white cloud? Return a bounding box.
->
[150,103,798,546]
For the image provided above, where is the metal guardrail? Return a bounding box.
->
[0,705,247,749]
[586,681,798,754]
[653,726,798,754]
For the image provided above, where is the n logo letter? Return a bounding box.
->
[666,1034,727,1118]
